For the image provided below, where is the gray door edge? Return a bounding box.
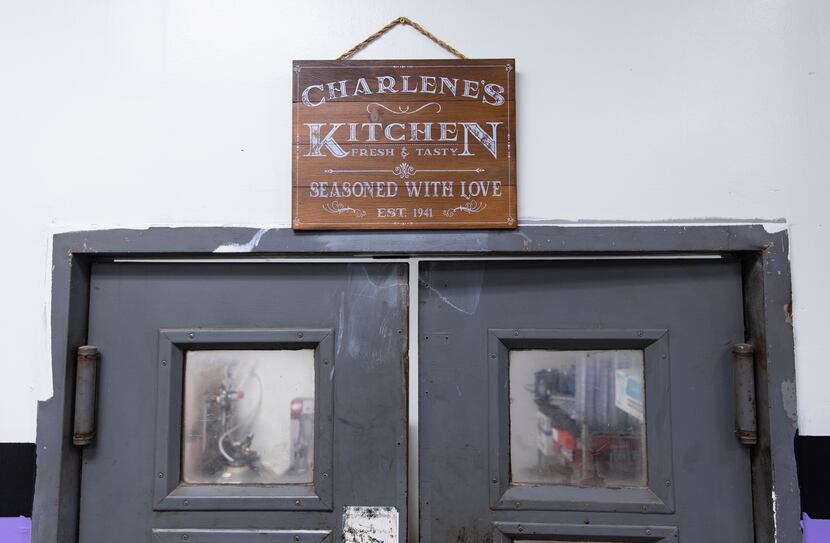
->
[34,225,799,543]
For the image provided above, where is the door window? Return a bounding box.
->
[182,349,315,485]
[509,350,647,488]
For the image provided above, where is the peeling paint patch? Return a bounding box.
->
[784,302,793,324]
[343,506,398,543]
[781,380,798,426]
[762,222,788,234]
[213,228,268,253]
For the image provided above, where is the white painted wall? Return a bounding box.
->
[0,0,827,441]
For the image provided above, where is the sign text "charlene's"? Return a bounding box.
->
[302,75,506,107]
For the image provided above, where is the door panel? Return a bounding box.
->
[419,260,753,543]
[487,329,674,514]
[152,329,335,511]
[79,262,408,542]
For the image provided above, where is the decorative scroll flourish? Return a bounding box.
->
[322,201,366,218]
[367,102,442,116]
[425,167,486,174]
[324,164,485,179]
[443,200,487,217]
[393,163,416,179]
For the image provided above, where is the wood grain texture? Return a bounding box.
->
[292,59,517,230]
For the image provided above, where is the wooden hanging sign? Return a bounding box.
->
[292,59,517,230]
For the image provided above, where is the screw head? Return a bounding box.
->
[297,332,304,338]
[188,332,195,339]
[158,472,164,478]
[295,500,301,506]
[161,360,167,366]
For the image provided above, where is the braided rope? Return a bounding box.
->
[338,17,466,60]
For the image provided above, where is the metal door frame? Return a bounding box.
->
[34,224,799,542]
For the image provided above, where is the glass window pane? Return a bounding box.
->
[182,350,315,485]
[509,350,646,488]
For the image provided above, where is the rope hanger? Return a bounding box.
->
[338,16,466,60]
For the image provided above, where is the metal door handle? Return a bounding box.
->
[73,345,99,446]
[732,343,758,446]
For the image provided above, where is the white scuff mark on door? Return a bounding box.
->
[341,264,407,369]
[772,489,779,540]
[425,283,476,315]
[337,291,345,356]
[514,229,532,247]
[343,506,399,543]
[423,266,483,316]
[358,263,408,290]
[213,228,269,253]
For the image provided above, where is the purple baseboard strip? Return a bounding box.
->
[0,517,31,543]
[803,513,830,542]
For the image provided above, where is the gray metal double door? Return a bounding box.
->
[79,258,754,542]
